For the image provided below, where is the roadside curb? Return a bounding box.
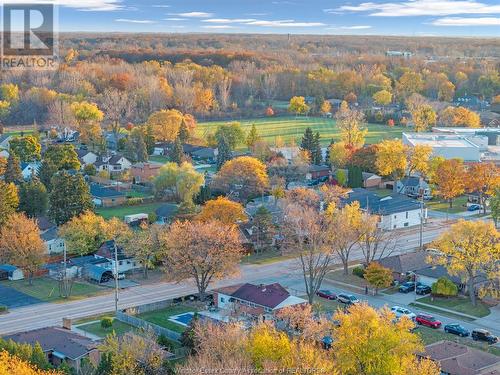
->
[409,301,479,321]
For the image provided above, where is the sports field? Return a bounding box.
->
[197,116,403,148]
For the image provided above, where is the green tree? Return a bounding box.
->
[168,137,184,165]
[178,120,190,143]
[4,153,22,184]
[48,171,93,225]
[216,135,232,170]
[0,181,18,226]
[347,165,363,188]
[311,132,322,165]
[39,144,81,190]
[19,179,48,218]
[124,127,148,163]
[431,277,458,297]
[300,127,315,162]
[246,124,260,149]
[9,136,41,162]
[215,122,245,150]
[0,83,19,102]
[491,188,500,228]
[253,206,275,253]
[154,162,204,206]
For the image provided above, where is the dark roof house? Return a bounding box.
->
[90,184,125,199]
[343,188,422,216]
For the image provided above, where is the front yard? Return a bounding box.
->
[327,267,368,290]
[138,305,199,333]
[426,196,468,214]
[2,277,106,303]
[77,319,135,338]
[416,296,490,318]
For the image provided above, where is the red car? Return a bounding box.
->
[316,290,337,300]
[415,313,442,328]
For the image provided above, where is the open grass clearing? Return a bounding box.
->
[96,202,163,220]
[416,296,490,318]
[138,305,199,333]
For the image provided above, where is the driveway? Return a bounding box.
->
[0,284,41,308]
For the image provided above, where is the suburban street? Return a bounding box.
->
[0,219,476,336]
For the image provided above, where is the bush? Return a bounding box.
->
[352,266,365,278]
[100,316,113,329]
[157,334,174,351]
[125,197,144,206]
[431,277,458,297]
[0,305,7,313]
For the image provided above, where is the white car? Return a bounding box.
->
[391,306,416,321]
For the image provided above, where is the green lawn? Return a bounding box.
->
[2,277,105,303]
[426,196,468,214]
[308,295,345,314]
[197,116,403,149]
[409,303,476,322]
[125,190,153,199]
[138,305,198,333]
[78,319,135,338]
[241,250,296,265]
[149,155,169,163]
[416,296,490,318]
[327,268,368,289]
[416,326,500,356]
[96,202,163,219]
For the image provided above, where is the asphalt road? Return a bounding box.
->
[0,220,493,338]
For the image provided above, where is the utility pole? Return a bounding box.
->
[62,244,68,298]
[114,240,119,313]
[419,188,424,251]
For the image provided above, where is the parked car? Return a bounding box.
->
[399,281,422,293]
[415,313,442,328]
[391,306,416,321]
[337,294,359,305]
[416,285,432,295]
[316,290,337,300]
[472,329,498,344]
[444,323,470,337]
[467,204,481,211]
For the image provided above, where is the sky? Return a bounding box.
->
[3,0,500,36]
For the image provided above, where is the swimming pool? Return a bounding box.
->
[169,312,195,327]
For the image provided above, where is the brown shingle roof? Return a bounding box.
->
[424,341,500,375]
[219,283,290,309]
[4,327,97,360]
[378,251,429,274]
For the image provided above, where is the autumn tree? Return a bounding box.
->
[0,181,18,226]
[439,106,481,128]
[161,220,243,300]
[328,141,350,168]
[431,220,500,306]
[59,211,108,256]
[364,262,393,294]
[412,104,437,132]
[372,89,392,107]
[335,101,367,149]
[0,213,47,285]
[406,144,433,178]
[282,199,333,304]
[147,108,187,142]
[465,162,500,214]
[359,215,399,266]
[154,162,203,209]
[376,139,407,181]
[0,351,62,375]
[9,136,41,162]
[70,101,104,148]
[212,156,269,199]
[4,152,22,184]
[39,144,81,191]
[432,158,466,208]
[246,124,260,149]
[320,99,332,115]
[491,188,500,227]
[19,179,48,217]
[48,171,93,225]
[333,303,439,375]
[397,71,424,99]
[123,223,162,279]
[197,196,247,224]
[288,96,309,116]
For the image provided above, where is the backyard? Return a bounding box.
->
[138,304,200,333]
[197,116,403,149]
[96,202,163,219]
[1,277,106,303]
[77,318,135,338]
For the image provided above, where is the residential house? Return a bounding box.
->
[0,264,23,280]
[37,217,66,255]
[245,196,283,224]
[377,251,429,282]
[20,161,41,180]
[0,134,12,150]
[306,165,330,180]
[414,265,465,290]
[343,188,427,230]
[155,203,179,224]
[422,340,500,375]
[131,162,162,183]
[454,94,489,110]
[269,146,300,161]
[153,142,218,163]
[95,240,142,274]
[99,154,132,174]
[4,327,100,372]
[90,184,126,207]
[76,149,98,166]
[386,50,413,58]
[362,172,382,188]
[395,176,432,198]
[207,283,307,323]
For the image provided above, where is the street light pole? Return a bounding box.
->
[419,188,424,252]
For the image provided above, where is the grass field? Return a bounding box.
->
[3,277,105,303]
[96,202,163,219]
[416,326,500,356]
[197,116,403,149]
[416,296,490,318]
[138,305,198,333]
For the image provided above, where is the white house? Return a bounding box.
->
[343,188,427,230]
[396,176,432,198]
[0,264,24,280]
[21,162,41,180]
[37,217,66,255]
[0,150,8,158]
[76,149,98,166]
[0,134,12,150]
[95,154,132,174]
[95,240,142,274]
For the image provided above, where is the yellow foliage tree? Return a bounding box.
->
[364,262,393,294]
[0,351,62,375]
[375,139,407,180]
[147,109,186,142]
[372,89,392,106]
[333,303,439,375]
[407,144,433,177]
[288,96,310,116]
[197,196,247,224]
[412,104,437,132]
[335,101,367,149]
[431,220,500,306]
[432,158,466,208]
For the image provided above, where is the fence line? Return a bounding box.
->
[115,311,181,342]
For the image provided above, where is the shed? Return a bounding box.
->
[0,264,24,280]
[84,265,113,283]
